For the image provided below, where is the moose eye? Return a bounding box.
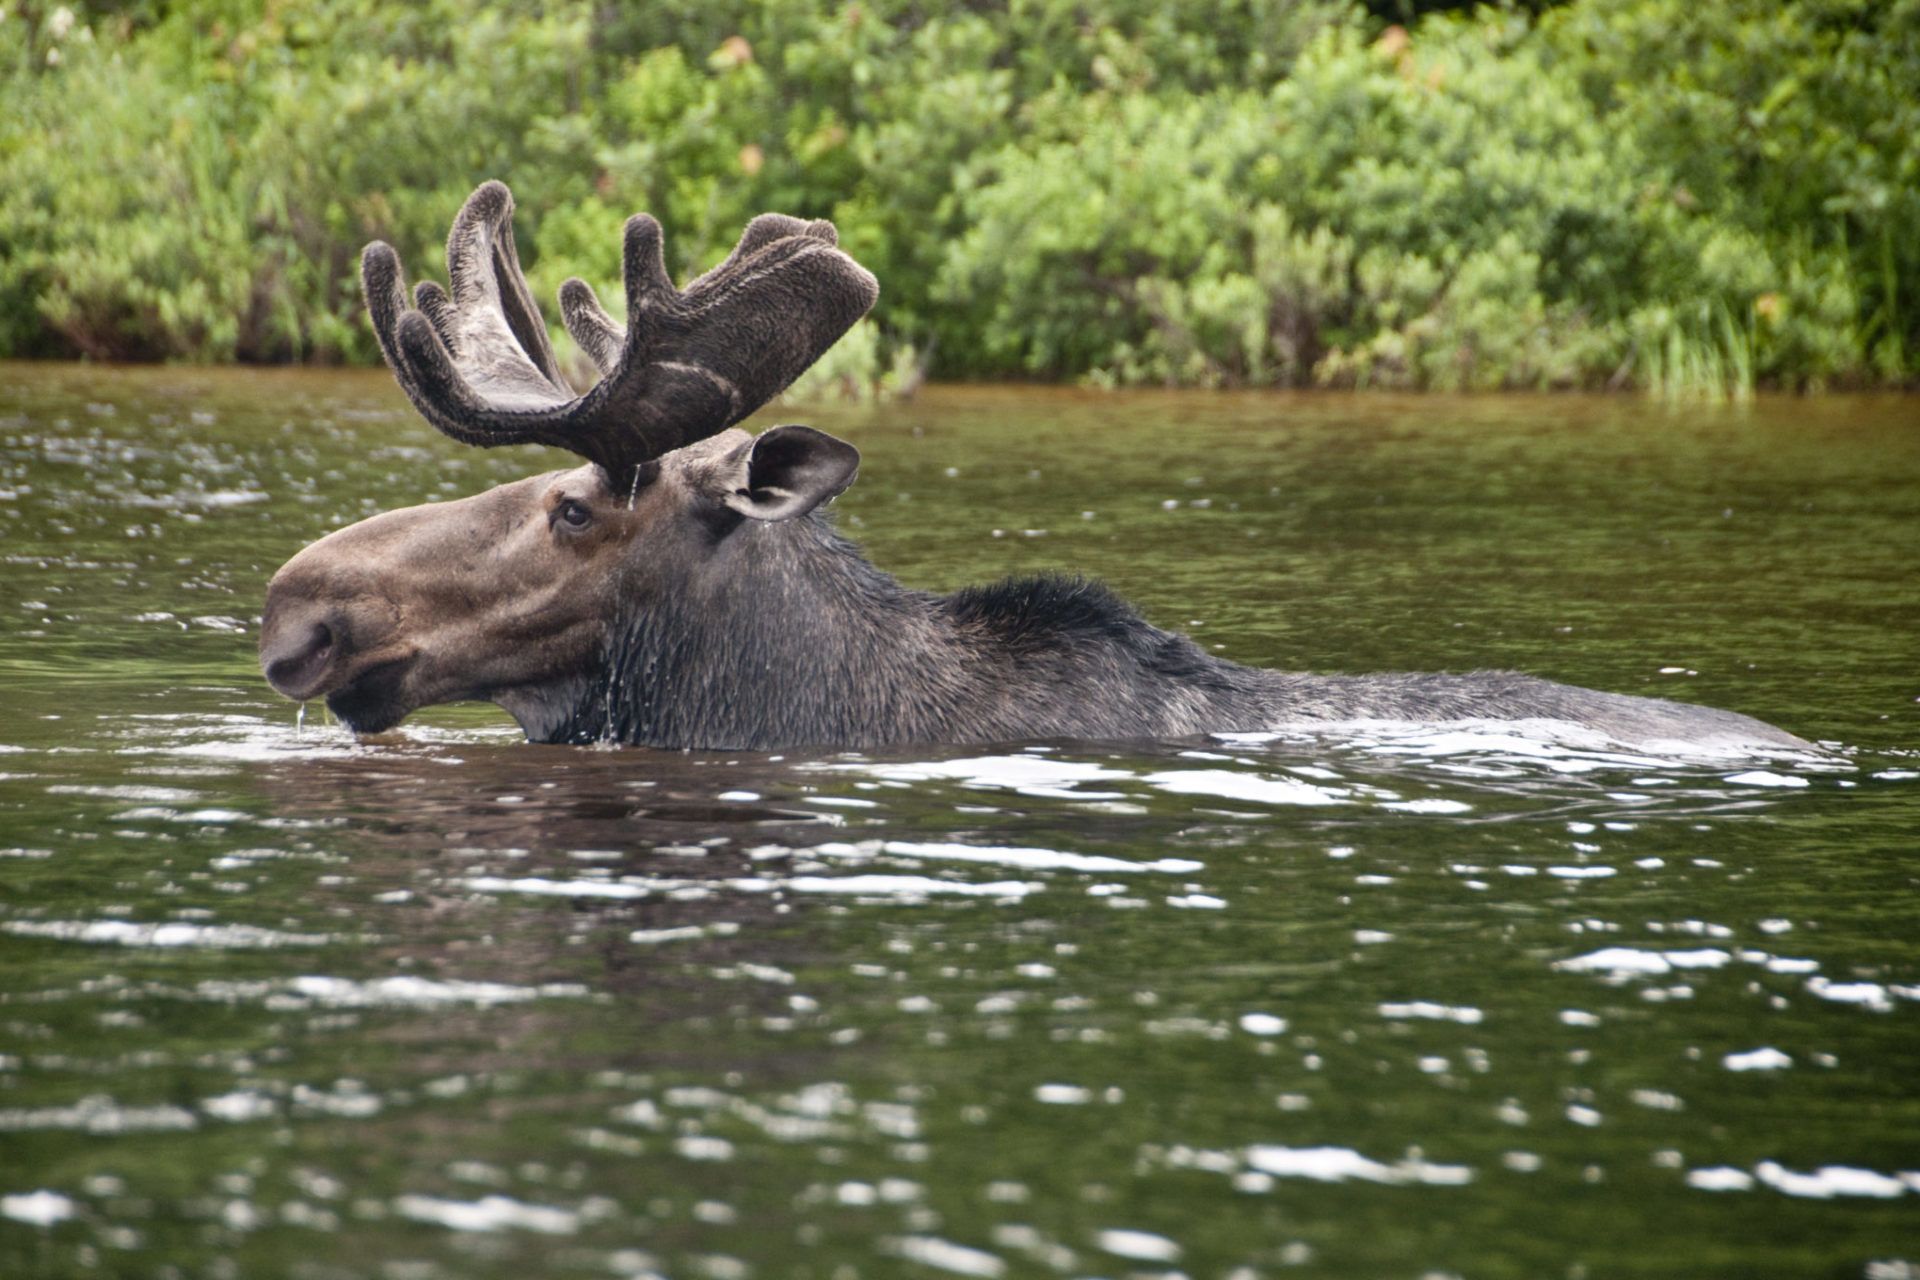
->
[553,499,592,530]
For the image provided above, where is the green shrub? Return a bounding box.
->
[1544,0,1920,382]
[941,16,1654,388]
[0,0,1912,390]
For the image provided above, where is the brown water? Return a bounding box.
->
[1,364,1918,1279]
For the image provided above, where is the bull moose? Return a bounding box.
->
[259,182,1806,753]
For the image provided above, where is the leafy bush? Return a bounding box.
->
[0,0,1912,391]
[941,3,1917,391]
[1545,0,1919,386]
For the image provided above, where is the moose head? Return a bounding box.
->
[260,182,878,742]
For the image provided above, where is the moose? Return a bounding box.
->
[259,182,1806,753]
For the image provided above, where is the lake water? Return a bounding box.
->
[1,364,1917,1279]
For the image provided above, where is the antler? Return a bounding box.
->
[361,181,879,482]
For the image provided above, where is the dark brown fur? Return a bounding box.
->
[262,430,1807,752]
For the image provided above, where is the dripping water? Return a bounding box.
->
[599,465,648,740]
[603,640,619,744]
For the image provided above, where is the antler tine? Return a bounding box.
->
[555,214,876,424]
[556,278,624,377]
[361,182,581,450]
[445,181,568,392]
[683,213,837,301]
[556,212,676,379]
[364,181,879,485]
[559,212,838,371]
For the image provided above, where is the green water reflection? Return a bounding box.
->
[1,364,1917,1279]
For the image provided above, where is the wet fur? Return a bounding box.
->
[541,509,1805,752]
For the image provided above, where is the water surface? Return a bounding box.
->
[1,365,1917,1278]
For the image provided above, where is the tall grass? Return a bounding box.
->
[1639,302,1755,404]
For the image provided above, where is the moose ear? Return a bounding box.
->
[719,425,860,522]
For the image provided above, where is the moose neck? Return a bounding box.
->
[539,514,962,749]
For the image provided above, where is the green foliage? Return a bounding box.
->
[0,0,1913,390]
[942,3,1918,391]
[1546,0,1920,386]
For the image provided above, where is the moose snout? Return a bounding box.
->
[259,599,345,701]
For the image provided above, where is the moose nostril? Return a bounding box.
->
[263,617,340,698]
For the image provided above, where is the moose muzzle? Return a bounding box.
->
[258,596,343,702]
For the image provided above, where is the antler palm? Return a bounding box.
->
[360,181,879,483]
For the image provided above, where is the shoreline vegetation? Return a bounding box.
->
[2,1,1914,398]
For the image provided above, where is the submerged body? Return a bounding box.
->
[549,520,1797,752]
[262,436,1807,754]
